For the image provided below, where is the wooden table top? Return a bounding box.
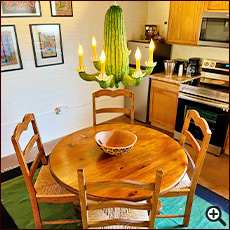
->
[49,124,188,201]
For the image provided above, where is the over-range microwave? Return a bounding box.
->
[198,12,229,48]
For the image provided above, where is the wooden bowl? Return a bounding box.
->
[95,130,137,156]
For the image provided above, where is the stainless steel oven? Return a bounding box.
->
[174,59,229,156]
[199,12,229,48]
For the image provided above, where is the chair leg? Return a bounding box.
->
[30,198,42,229]
[183,192,195,227]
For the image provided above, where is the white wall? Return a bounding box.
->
[147,1,229,62]
[1,1,148,158]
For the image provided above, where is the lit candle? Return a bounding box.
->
[78,44,83,67]
[135,47,141,72]
[92,36,97,57]
[100,50,106,75]
[149,39,155,62]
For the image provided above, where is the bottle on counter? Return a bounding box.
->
[186,64,192,78]
[178,64,183,77]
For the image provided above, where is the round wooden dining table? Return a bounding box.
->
[49,124,188,201]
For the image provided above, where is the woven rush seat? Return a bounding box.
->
[88,207,149,229]
[35,165,76,198]
[173,173,191,190]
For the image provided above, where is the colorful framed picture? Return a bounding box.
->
[1,25,23,72]
[50,1,73,17]
[1,1,41,17]
[30,24,64,67]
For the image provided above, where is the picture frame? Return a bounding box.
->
[1,25,23,72]
[50,1,73,17]
[30,24,64,68]
[1,1,41,17]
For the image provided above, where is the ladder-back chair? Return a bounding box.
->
[92,89,134,126]
[77,168,163,229]
[160,110,212,227]
[11,114,81,229]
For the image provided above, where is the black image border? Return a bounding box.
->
[1,25,23,73]
[30,24,64,68]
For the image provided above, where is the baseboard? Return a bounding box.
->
[1,136,64,173]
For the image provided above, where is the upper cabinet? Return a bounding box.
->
[203,1,229,12]
[167,1,205,46]
[167,1,229,46]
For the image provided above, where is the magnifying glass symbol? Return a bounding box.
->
[206,206,226,226]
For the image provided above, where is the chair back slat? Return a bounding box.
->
[183,130,200,154]
[29,150,46,179]
[23,134,39,158]
[96,108,131,114]
[78,168,163,229]
[87,200,152,211]
[93,89,133,98]
[13,114,35,142]
[92,89,134,125]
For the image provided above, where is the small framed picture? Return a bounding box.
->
[50,1,73,17]
[1,25,23,72]
[30,24,64,68]
[1,1,41,17]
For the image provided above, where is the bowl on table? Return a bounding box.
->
[95,130,137,156]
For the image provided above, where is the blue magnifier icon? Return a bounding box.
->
[206,206,226,226]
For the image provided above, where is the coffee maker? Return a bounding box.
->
[173,59,188,74]
[188,58,202,76]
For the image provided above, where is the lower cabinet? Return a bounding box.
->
[149,79,180,132]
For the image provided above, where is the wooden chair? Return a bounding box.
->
[160,110,212,227]
[11,114,81,229]
[92,89,134,126]
[77,168,163,229]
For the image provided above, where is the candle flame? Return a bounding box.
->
[100,50,106,62]
[78,44,83,54]
[150,39,155,50]
[92,36,96,46]
[135,47,141,59]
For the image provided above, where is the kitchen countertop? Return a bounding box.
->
[150,72,202,85]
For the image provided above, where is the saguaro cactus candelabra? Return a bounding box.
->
[76,5,156,89]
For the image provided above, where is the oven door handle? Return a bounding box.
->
[178,93,229,111]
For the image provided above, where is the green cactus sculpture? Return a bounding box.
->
[77,5,156,89]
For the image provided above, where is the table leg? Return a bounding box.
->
[147,199,162,215]
[73,201,81,214]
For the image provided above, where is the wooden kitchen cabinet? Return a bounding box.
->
[203,1,229,12]
[167,1,205,46]
[149,79,180,132]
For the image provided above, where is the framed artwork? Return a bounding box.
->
[1,1,41,17]
[50,1,73,17]
[1,25,23,72]
[30,24,64,67]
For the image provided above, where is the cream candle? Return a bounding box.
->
[135,47,141,72]
[78,44,83,67]
[149,39,155,62]
[100,50,106,74]
[92,36,97,57]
